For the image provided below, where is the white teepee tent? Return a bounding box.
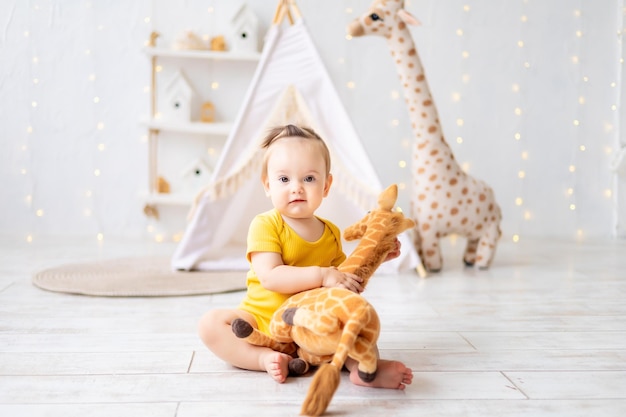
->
[171,1,419,273]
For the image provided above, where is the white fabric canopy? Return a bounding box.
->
[171,18,419,273]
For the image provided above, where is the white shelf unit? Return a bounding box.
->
[142,39,260,217]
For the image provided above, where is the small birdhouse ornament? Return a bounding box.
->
[230,4,259,53]
[180,158,213,194]
[163,70,198,123]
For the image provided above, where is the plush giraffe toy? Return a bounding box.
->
[347,0,502,272]
[232,184,415,416]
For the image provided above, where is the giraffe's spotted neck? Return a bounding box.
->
[386,25,450,153]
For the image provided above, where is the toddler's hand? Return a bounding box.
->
[384,238,402,262]
[321,267,363,294]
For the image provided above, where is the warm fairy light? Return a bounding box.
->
[461,162,470,172]
[456,28,463,36]
[21,168,27,175]
[578,96,585,104]
[32,56,39,64]
[31,101,37,108]
[573,119,580,126]
[97,122,104,130]
[515,197,523,206]
[515,132,521,140]
[604,189,612,198]
[524,210,532,220]
[155,234,165,243]
[345,7,353,13]
[36,209,44,217]
[512,234,520,243]
[456,136,463,144]
[398,160,407,168]
[156,65,163,72]
[514,107,522,116]
[144,17,150,24]
[521,151,529,160]
[456,118,464,126]
[207,6,214,13]
[517,40,524,48]
[97,143,105,151]
[97,233,104,241]
[569,165,576,173]
[89,74,96,81]
[518,170,525,179]
[524,62,531,69]
[462,74,470,83]
[84,208,92,217]
[85,49,92,55]
[579,145,586,151]
[390,90,400,99]
[571,55,579,64]
[391,119,400,127]
[93,97,100,103]
[567,188,574,195]
[461,51,469,59]
[33,78,39,84]
[463,5,470,12]
[94,169,101,176]
[520,15,528,23]
[512,83,520,92]
[569,204,576,211]
[211,82,219,89]
[452,92,461,102]
[346,81,355,89]
[573,9,581,17]
[576,30,583,38]
[611,104,617,111]
[27,126,33,133]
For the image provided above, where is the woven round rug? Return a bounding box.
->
[32,257,247,297]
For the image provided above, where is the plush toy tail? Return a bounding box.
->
[300,363,340,416]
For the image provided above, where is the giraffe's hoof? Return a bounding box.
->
[282,307,298,325]
[288,358,310,376]
[358,369,377,383]
[231,318,253,338]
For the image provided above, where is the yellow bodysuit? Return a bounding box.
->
[238,209,346,334]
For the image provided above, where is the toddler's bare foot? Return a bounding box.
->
[349,359,413,390]
[261,351,292,383]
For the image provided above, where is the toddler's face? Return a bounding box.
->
[263,137,331,220]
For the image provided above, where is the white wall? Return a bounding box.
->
[1,0,624,243]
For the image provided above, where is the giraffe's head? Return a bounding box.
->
[346,0,420,39]
[340,184,415,283]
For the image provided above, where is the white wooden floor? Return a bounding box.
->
[1,235,625,417]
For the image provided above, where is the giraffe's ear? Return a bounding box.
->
[398,9,421,26]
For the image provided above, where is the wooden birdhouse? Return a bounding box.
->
[180,158,213,194]
[230,4,259,54]
[163,70,198,123]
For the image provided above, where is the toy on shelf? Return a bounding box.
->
[347,0,502,272]
[200,102,215,123]
[156,176,170,194]
[232,184,415,416]
[209,35,227,51]
[230,3,259,53]
[173,30,207,50]
[163,70,198,123]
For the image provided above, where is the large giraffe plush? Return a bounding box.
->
[347,0,502,272]
[232,184,415,416]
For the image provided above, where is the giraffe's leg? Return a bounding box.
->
[463,237,479,266]
[420,233,443,272]
[287,357,310,376]
[231,318,296,355]
[475,221,501,269]
[350,337,378,383]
